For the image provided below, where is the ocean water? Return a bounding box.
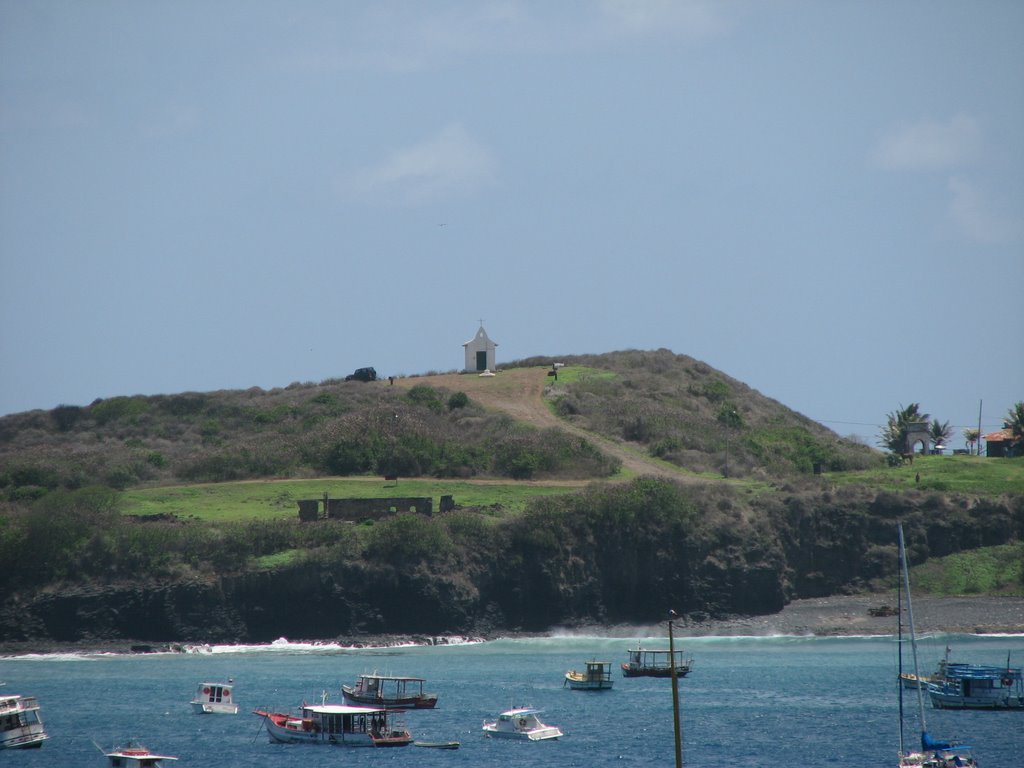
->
[2,632,1022,767]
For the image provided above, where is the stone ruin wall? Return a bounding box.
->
[298,495,454,522]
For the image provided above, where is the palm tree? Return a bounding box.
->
[963,427,980,455]
[879,403,930,454]
[929,420,952,452]
[1004,401,1024,455]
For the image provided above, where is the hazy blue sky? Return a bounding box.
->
[2,1,1022,448]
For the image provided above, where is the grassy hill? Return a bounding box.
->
[0,349,1021,644]
[0,349,878,501]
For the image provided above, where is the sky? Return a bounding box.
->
[1,1,1022,449]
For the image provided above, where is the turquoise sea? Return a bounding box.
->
[2,632,1022,767]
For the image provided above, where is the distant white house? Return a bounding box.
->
[463,324,497,372]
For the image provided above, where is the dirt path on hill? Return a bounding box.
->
[391,368,699,482]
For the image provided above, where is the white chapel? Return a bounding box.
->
[463,324,497,372]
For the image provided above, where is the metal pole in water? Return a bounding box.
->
[669,609,683,767]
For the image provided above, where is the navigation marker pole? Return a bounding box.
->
[669,609,683,767]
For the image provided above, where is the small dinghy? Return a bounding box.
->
[414,740,460,749]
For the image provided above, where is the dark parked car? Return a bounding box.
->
[345,367,377,382]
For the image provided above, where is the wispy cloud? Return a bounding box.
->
[947,176,1022,244]
[338,123,496,205]
[143,103,201,139]
[872,115,1020,243]
[596,0,727,39]
[872,114,980,171]
[277,1,729,75]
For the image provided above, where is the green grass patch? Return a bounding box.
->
[122,478,583,522]
[830,454,1024,495]
[253,549,304,569]
[547,365,618,387]
[910,543,1024,596]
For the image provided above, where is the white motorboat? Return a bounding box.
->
[0,693,48,749]
[190,680,238,714]
[102,740,178,767]
[482,707,562,741]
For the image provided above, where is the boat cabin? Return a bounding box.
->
[0,694,48,750]
[190,681,237,714]
[581,660,612,683]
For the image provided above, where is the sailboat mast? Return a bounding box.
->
[897,550,905,758]
[898,524,928,734]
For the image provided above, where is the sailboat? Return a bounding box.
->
[896,524,978,768]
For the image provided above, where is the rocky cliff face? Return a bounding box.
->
[1,487,1020,647]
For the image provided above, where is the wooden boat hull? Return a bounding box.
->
[414,741,460,749]
[341,687,438,709]
[564,675,613,690]
[621,663,690,678]
[566,681,613,690]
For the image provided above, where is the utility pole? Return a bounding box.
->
[669,609,683,767]
[977,400,983,456]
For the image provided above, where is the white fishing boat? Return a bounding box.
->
[482,707,562,741]
[564,660,614,690]
[253,702,412,747]
[896,524,977,768]
[102,739,178,767]
[0,693,48,749]
[190,680,238,714]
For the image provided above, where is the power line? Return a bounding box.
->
[813,419,1005,431]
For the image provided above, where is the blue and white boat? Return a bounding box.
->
[929,659,1024,710]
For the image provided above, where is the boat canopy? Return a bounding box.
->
[302,704,386,715]
[942,663,1022,680]
[358,674,425,682]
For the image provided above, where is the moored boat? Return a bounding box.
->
[341,673,438,709]
[102,739,178,767]
[621,646,692,678]
[928,661,1023,710]
[564,660,614,690]
[482,707,562,741]
[414,740,461,749]
[0,693,48,750]
[190,680,238,714]
[253,702,412,747]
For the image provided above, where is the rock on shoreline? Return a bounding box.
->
[678,594,1024,637]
